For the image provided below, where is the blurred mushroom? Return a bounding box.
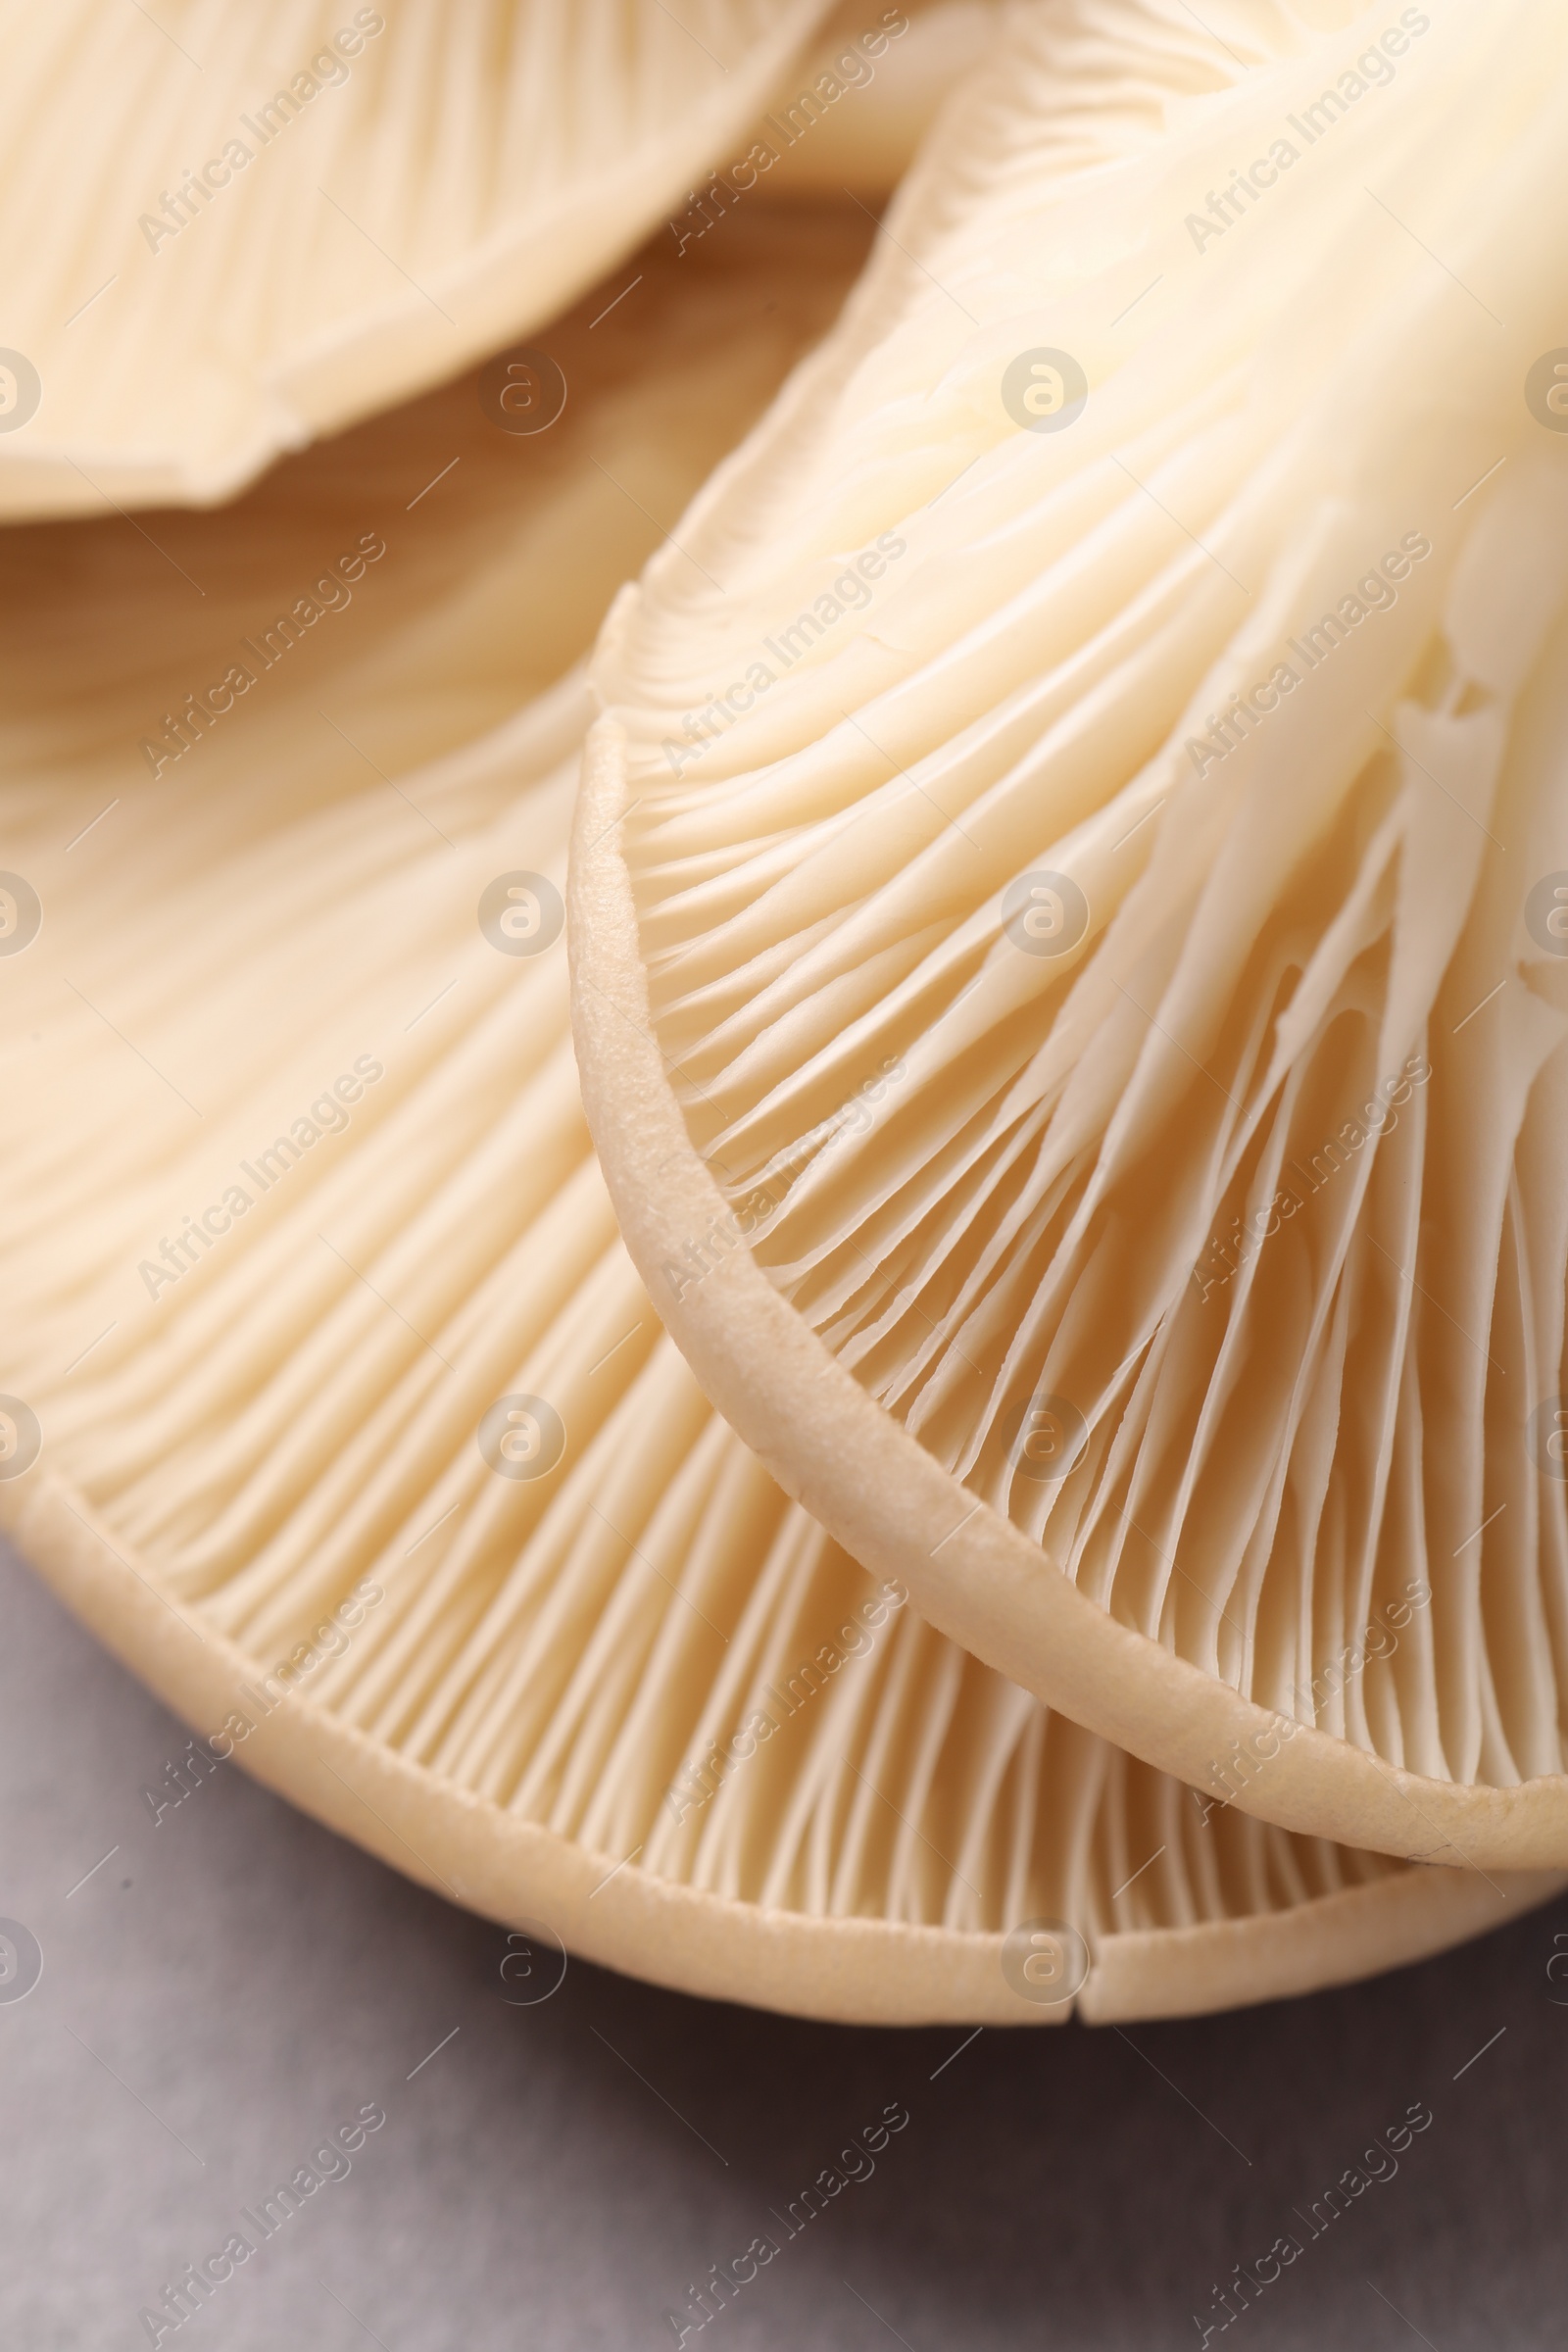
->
[0,0,841,515]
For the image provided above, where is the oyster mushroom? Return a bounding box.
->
[2,200,1549,2018]
[572,0,1568,1865]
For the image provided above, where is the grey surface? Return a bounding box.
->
[1,1535,1563,2352]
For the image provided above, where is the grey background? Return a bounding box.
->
[1,1534,1563,2351]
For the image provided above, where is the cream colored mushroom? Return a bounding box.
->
[572,0,1568,1865]
[2,199,1551,2018]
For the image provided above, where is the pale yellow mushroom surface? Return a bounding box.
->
[573,0,1568,1864]
[3,201,1550,2020]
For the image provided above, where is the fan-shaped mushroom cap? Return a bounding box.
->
[573,0,1568,1864]
[0,0,845,517]
[2,202,1550,2018]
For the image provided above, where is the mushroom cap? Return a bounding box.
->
[0,0,841,517]
[1,201,1549,2019]
[572,0,1568,1862]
